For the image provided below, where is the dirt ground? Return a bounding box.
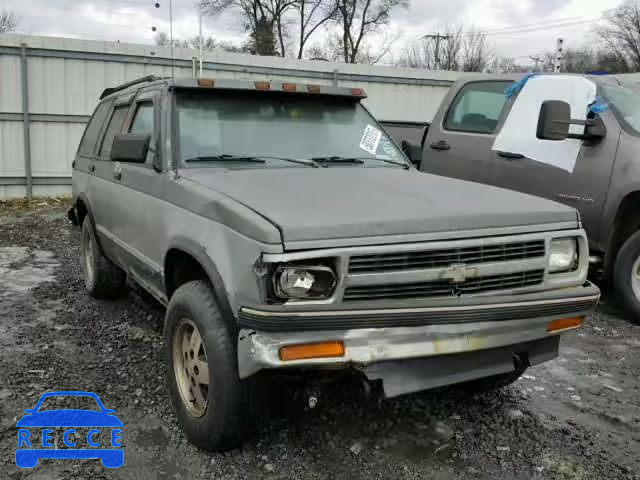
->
[1,204,639,480]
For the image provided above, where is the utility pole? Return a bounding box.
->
[530,55,544,71]
[554,38,564,73]
[198,6,203,77]
[422,33,453,70]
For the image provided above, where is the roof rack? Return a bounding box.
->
[99,75,165,100]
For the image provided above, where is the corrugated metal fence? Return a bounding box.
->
[0,34,462,199]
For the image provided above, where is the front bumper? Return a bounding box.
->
[237,283,599,379]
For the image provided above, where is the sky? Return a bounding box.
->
[5,0,629,65]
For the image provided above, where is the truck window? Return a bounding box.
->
[444,81,510,134]
[129,102,154,134]
[78,99,113,156]
[99,105,130,159]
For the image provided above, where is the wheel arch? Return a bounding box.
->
[164,237,234,324]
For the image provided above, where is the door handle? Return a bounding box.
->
[430,140,451,151]
[497,151,524,159]
[89,164,95,172]
[113,170,122,180]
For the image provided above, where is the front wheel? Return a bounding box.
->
[164,280,264,451]
[613,230,640,324]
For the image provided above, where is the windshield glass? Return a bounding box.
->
[601,83,640,135]
[176,91,406,167]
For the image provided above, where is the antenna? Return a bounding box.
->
[168,0,179,179]
[169,0,175,81]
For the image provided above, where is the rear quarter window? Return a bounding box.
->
[444,81,510,134]
[99,106,130,159]
[78,100,114,156]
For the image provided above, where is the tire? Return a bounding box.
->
[613,229,640,324]
[80,217,126,299]
[164,280,264,451]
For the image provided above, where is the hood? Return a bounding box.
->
[181,167,577,248]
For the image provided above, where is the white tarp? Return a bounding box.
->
[492,76,597,173]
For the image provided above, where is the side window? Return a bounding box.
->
[99,106,130,159]
[78,100,113,156]
[444,81,510,134]
[129,102,154,135]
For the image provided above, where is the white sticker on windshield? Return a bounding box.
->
[359,124,382,155]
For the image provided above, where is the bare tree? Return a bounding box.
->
[200,0,295,56]
[155,32,246,53]
[0,10,17,33]
[333,0,407,63]
[596,0,639,72]
[294,0,339,59]
[398,25,493,72]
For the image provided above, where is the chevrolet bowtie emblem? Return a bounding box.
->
[443,264,479,283]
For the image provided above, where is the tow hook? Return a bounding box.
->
[303,383,321,409]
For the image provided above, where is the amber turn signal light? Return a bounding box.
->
[254,81,271,90]
[282,82,297,92]
[197,78,215,87]
[547,317,584,333]
[279,341,345,361]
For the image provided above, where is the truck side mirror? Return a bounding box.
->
[537,100,606,142]
[401,140,423,169]
[111,133,150,163]
[537,100,571,141]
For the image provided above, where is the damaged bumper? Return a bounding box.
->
[237,283,599,395]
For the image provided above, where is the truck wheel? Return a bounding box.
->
[80,217,125,299]
[613,230,640,324]
[164,280,263,451]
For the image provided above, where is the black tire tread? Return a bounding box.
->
[81,217,125,299]
[613,229,640,325]
[165,280,265,451]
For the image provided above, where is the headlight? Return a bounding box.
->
[274,265,336,299]
[549,238,578,273]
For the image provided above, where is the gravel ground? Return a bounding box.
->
[1,204,639,480]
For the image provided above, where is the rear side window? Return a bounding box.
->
[78,100,113,156]
[129,102,154,134]
[99,106,130,159]
[444,81,510,134]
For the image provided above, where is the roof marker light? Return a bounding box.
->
[255,81,271,90]
[307,84,321,93]
[282,83,297,92]
[197,78,215,87]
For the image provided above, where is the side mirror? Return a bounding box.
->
[537,100,606,142]
[401,140,423,168]
[111,133,150,163]
[537,100,571,141]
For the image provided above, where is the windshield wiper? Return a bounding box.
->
[311,155,409,169]
[185,155,266,163]
[184,154,319,167]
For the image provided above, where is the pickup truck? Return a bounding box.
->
[382,73,640,322]
[69,75,599,451]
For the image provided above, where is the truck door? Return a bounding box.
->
[485,78,619,246]
[423,80,512,184]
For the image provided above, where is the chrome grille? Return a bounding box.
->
[348,240,546,274]
[343,270,545,301]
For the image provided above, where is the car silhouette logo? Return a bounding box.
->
[15,391,123,469]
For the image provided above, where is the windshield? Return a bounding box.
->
[175,91,406,168]
[601,83,640,135]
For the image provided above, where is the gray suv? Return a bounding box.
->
[69,75,599,451]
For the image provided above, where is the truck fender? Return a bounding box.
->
[165,236,234,324]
